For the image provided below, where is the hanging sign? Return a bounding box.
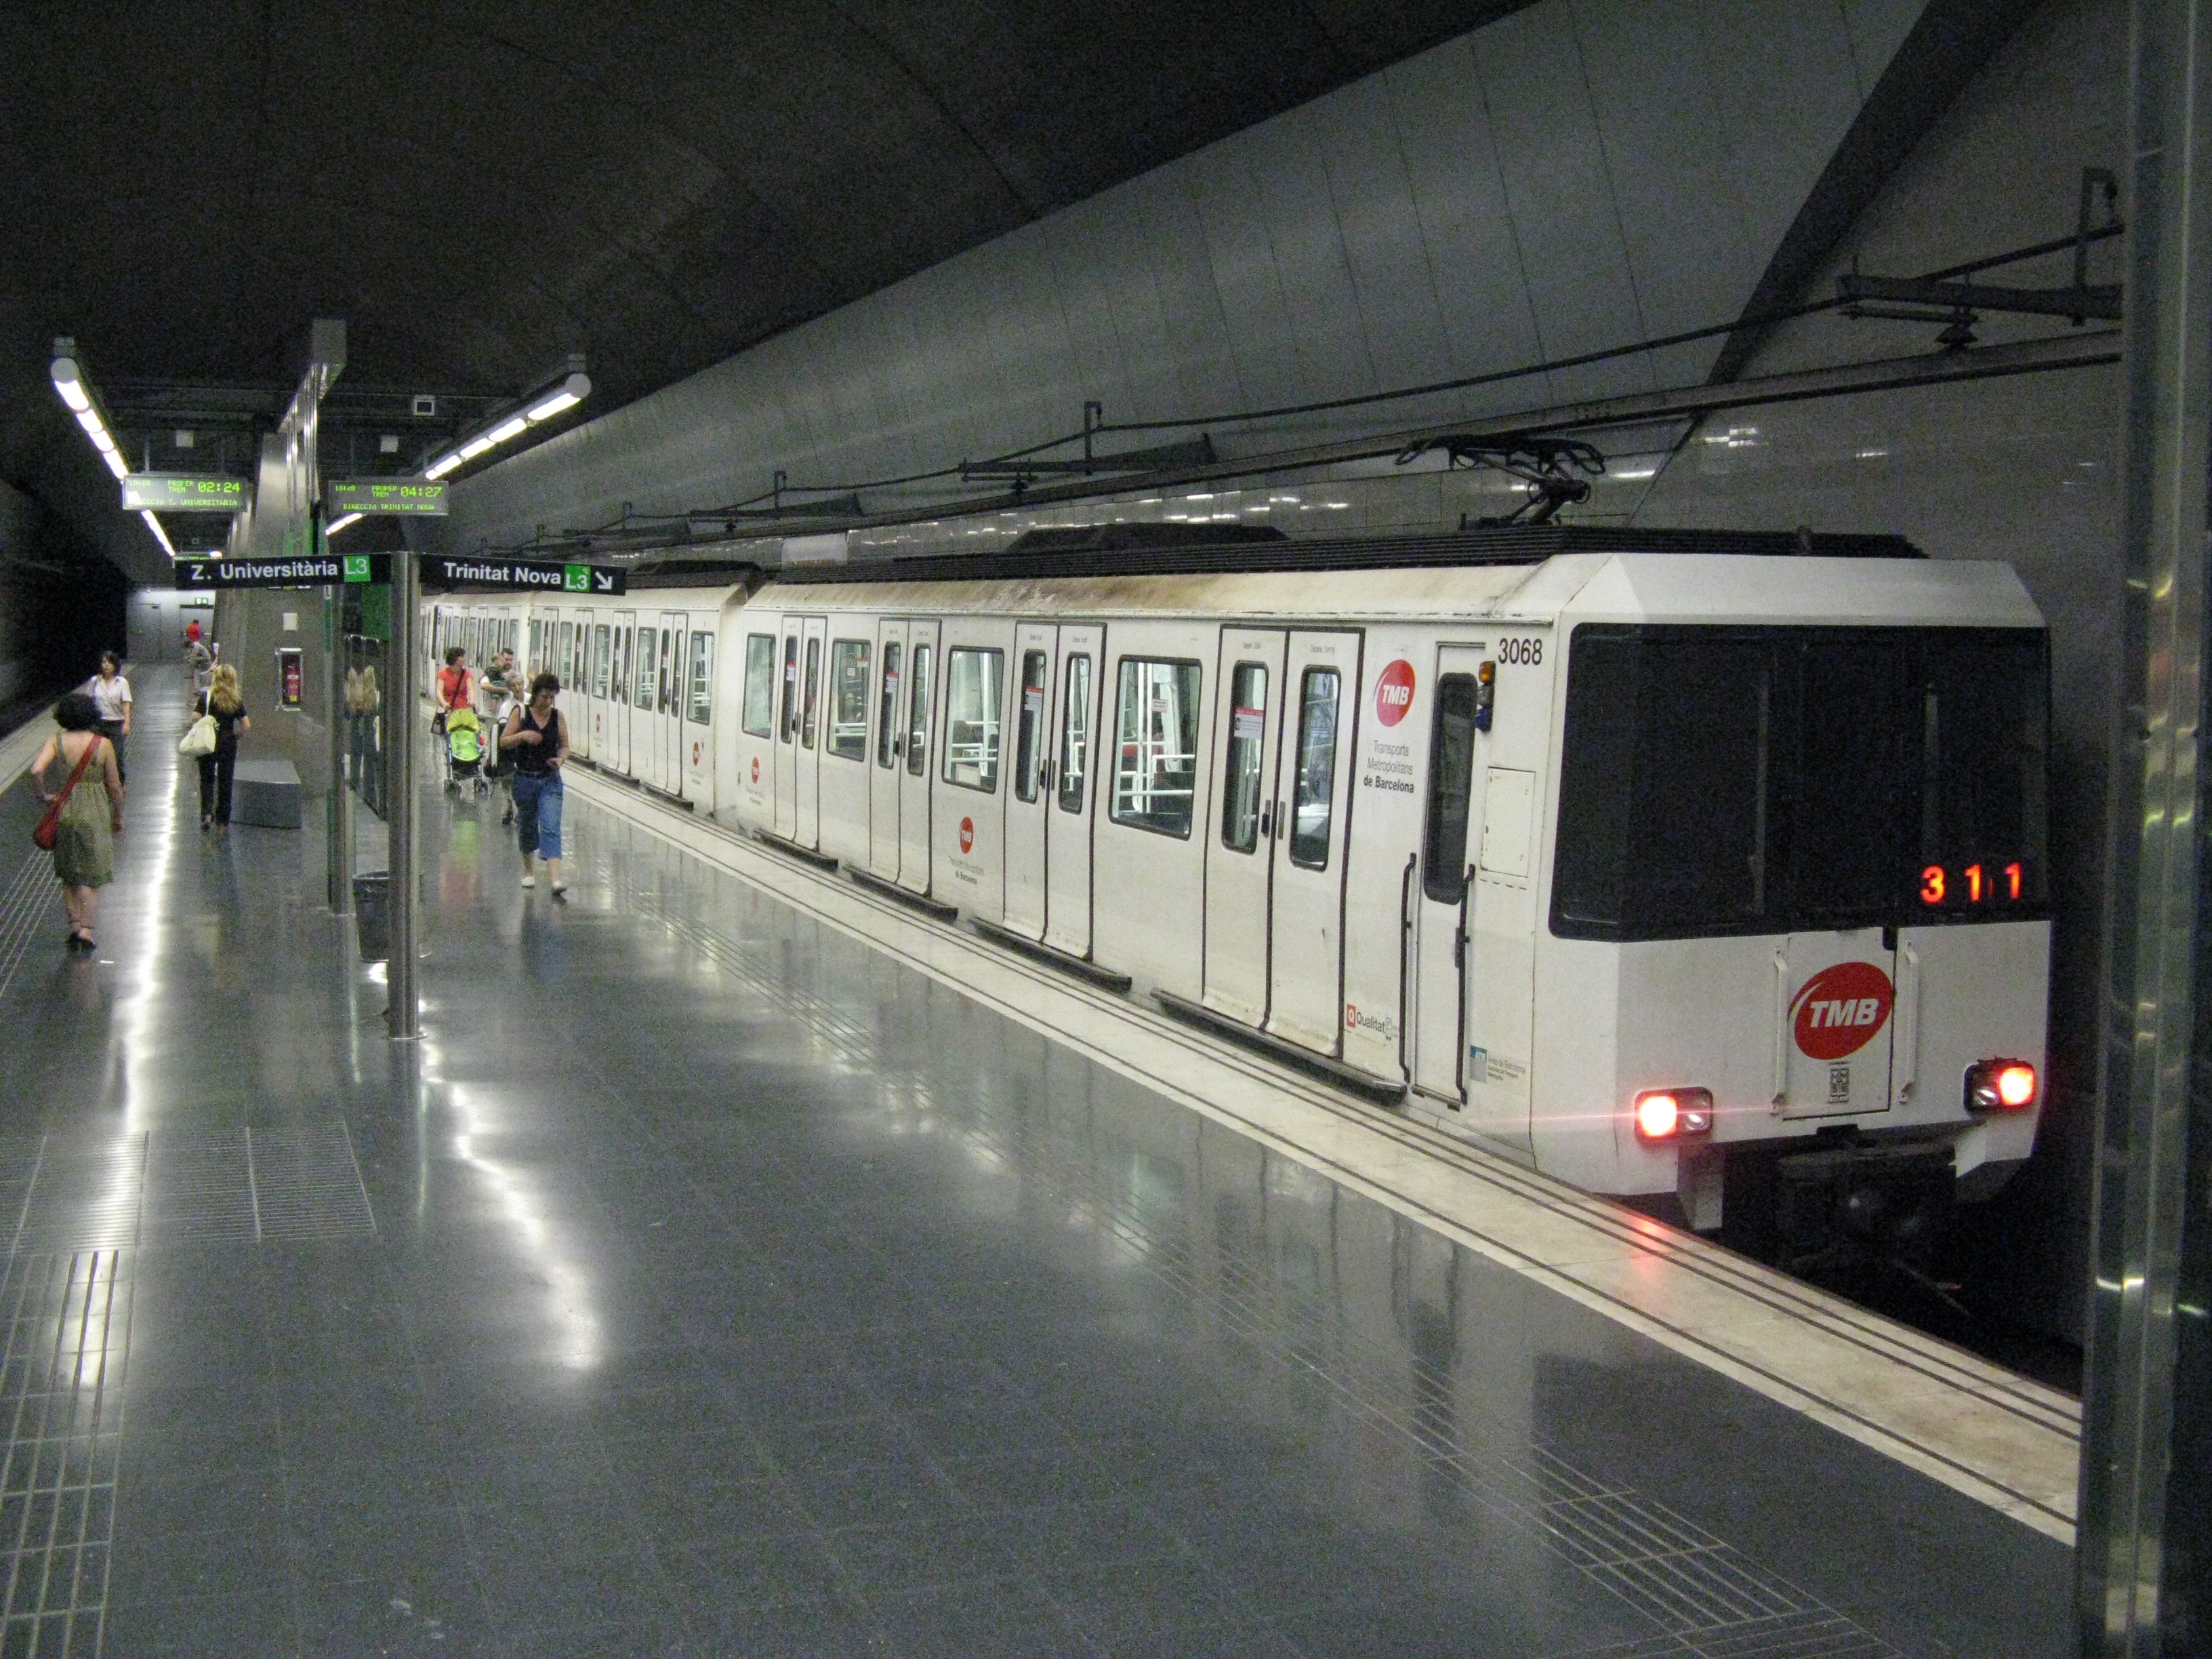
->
[174,554,390,589]
[275,647,305,711]
[327,478,450,516]
[123,474,249,512]
[424,556,626,594]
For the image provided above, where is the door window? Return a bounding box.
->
[556,622,573,687]
[1111,659,1202,838]
[592,626,611,698]
[828,639,870,760]
[780,636,800,743]
[801,637,822,750]
[687,632,714,724]
[1289,668,1340,869]
[634,628,655,705]
[742,634,775,736]
[941,648,1004,792]
[659,630,675,714]
[1058,654,1092,813]
[1219,661,1269,853]
[905,644,934,777]
[877,644,902,767]
[1422,674,1479,903]
[1014,649,1048,802]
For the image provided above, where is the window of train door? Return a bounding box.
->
[1267,638,1357,1053]
[1413,670,1480,1099]
[801,636,822,750]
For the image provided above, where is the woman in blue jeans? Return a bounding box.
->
[499,672,569,899]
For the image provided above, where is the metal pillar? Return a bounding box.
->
[2078,1,2212,1651]
[323,505,352,916]
[385,548,420,1040]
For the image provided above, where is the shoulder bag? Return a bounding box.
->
[180,697,218,757]
[32,741,99,852]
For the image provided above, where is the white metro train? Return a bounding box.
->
[426,525,2051,1232]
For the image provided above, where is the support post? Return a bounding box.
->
[323,506,352,916]
[386,548,420,1040]
[2078,1,2212,1650]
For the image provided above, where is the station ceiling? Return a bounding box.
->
[0,0,1531,579]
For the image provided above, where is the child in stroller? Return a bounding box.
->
[444,705,490,794]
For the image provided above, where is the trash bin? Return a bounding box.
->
[353,872,390,962]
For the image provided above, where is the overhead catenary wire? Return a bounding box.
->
[504,223,2123,554]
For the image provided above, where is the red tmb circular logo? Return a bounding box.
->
[1790,962,1895,1061]
[959,816,975,854]
[1374,659,1416,727]
[750,756,760,783]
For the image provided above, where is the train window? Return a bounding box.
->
[687,632,714,724]
[1422,675,1479,903]
[876,644,902,768]
[829,639,871,760]
[780,636,800,742]
[743,634,776,737]
[1289,668,1340,869]
[659,630,676,714]
[558,623,574,687]
[1058,654,1092,814]
[635,628,657,706]
[592,626,611,699]
[942,647,1004,792]
[906,644,934,777]
[1111,659,1201,838]
[1014,650,1048,802]
[801,638,823,750]
[1553,624,2051,939]
[1219,663,1269,853]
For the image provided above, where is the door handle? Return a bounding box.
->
[1453,865,1474,968]
[1258,804,1271,838]
[1771,949,1790,1105]
[1895,942,1921,1100]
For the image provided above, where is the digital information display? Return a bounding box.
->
[1919,862,2028,907]
[426,556,626,594]
[175,554,390,590]
[328,478,450,516]
[122,474,249,512]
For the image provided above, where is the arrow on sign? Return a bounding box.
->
[594,570,617,592]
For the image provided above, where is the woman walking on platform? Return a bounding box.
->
[500,672,568,899]
[30,693,123,951]
[83,653,131,782]
[194,664,251,830]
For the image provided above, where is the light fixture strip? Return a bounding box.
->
[425,367,590,481]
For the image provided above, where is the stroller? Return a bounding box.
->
[444,705,490,796]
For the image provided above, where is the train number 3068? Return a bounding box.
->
[1499,638,1543,665]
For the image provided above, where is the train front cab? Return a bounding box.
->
[1512,560,2051,1240]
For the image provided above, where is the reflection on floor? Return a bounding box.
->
[0,674,2068,1658]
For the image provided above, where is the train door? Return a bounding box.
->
[1411,649,1490,1101]
[617,611,642,775]
[630,619,658,787]
[796,615,827,846]
[1266,632,1361,1052]
[1002,624,1059,939]
[1043,625,1102,958]
[1202,628,1288,1025]
[659,611,684,790]
[868,620,907,877]
[899,622,938,890]
[588,619,613,760]
[683,621,714,800]
[773,619,800,838]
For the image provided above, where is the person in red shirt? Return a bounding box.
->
[436,647,474,730]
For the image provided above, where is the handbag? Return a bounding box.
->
[32,741,99,853]
[180,701,218,757]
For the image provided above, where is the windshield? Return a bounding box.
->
[1551,624,2049,941]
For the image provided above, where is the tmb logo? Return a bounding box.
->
[750,756,760,783]
[1374,659,1416,728]
[959,816,975,854]
[1790,962,1894,1061]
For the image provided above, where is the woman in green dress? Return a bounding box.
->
[29,692,124,952]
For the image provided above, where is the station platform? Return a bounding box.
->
[0,671,2074,1658]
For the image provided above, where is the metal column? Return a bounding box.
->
[323,504,352,916]
[385,548,420,1040]
[2078,1,2212,1650]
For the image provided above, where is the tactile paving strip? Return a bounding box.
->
[0,1250,129,1658]
[0,853,60,1006]
[594,831,1904,1659]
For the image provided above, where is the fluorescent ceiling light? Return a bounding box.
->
[53,375,90,413]
[458,435,497,460]
[327,512,363,535]
[75,408,103,435]
[139,510,175,556]
[102,449,129,480]
[525,390,579,422]
[487,416,528,445]
[424,454,462,480]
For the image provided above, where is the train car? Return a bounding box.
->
[427,525,2052,1240]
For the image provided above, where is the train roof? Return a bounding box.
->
[765,522,1921,586]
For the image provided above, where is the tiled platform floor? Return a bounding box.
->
[0,675,2070,1657]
